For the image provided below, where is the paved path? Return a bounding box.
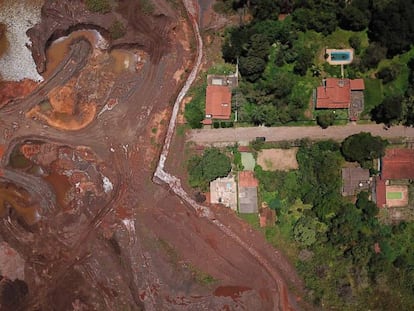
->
[188,124,414,145]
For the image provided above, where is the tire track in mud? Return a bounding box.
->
[154,1,298,310]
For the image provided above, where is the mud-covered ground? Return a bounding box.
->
[0,0,309,310]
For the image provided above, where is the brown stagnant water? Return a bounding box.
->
[9,144,71,210]
[0,184,40,225]
[109,49,137,73]
[44,29,137,78]
[43,29,107,78]
[0,23,8,57]
[43,171,71,209]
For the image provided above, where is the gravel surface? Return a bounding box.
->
[0,0,44,81]
[188,124,414,145]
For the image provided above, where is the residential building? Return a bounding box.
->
[203,74,237,125]
[210,175,237,210]
[315,78,365,120]
[341,167,370,196]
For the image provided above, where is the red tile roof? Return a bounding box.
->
[381,149,414,180]
[238,146,251,152]
[316,78,365,109]
[375,177,386,208]
[350,79,365,90]
[202,118,212,125]
[205,85,231,120]
[238,171,258,188]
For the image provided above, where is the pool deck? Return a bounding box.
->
[326,48,354,65]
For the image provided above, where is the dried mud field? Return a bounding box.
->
[0,0,308,310]
[257,148,299,171]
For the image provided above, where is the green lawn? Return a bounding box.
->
[363,78,383,115]
[386,192,403,200]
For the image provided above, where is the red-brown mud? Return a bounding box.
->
[0,0,309,310]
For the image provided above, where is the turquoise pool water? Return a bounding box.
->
[330,51,351,61]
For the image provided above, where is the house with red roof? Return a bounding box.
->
[316,78,365,121]
[202,74,237,125]
[202,85,232,125]
[375,149,414,208]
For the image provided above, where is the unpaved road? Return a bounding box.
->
[188,124,414,145]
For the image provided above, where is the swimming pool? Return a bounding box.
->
[331,51,351,61]
[325,49,354,65]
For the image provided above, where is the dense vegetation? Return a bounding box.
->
[341,132,387,169]
[254,140,414,309]
[210,0,414,127]
[187,148,231,190]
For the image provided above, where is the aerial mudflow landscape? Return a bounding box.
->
[0,0,414,310]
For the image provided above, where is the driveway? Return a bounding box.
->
[187,124,414,145]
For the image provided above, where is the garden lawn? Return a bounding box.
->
[363,78,383,115]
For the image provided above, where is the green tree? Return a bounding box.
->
[371,95,404,125]
[356,191,378,219]
[376,64,401,84]
[293,216,327,247]
[403,96,414,126]
[361,42,387,70]
[240,56,266,82]
[187,148,231,190]
[348,35,362,54]
[316,111,335,129]
[184,98,204,129]
[293,47,314,76]
[339,5,370,31]
[341,132,387,168]
[368,0,414,57]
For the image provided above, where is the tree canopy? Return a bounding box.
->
[341,132,387,168]
[371,95,404,125]
[368,0,414,57]
[187,148,231,190]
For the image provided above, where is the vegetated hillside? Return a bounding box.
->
[187,0,414,128]
[252,137,414,310]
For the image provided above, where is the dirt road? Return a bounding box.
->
[188,124,414,145]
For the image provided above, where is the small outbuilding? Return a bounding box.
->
[341,167,370,196]
[210,175,237,211]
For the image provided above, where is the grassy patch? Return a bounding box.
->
[176,124,188,137]
[109,20,126,40]
[85,0,111,13]
[207,63,236,75]
[238,213,260,228]
[188,264,218,285]
[140,0,154,14]
[363,78,383,115]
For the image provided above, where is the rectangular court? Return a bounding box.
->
[385,185,408,207]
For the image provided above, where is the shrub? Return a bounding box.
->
[85,0,111,13]
[316,111,335,129]
[140,0,154,15]
[109,21,126,40]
